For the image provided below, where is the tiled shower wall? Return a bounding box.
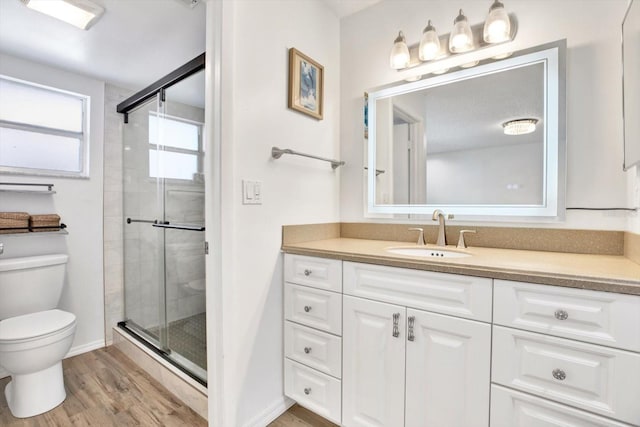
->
[103,84,130,344]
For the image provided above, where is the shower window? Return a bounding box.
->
[0,75,89,176]
[148,113,202,180]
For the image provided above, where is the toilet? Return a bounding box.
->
[0,254,76,418]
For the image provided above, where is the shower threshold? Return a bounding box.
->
[117,320,207,387]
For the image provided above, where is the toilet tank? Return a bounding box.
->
[0,254,69,320]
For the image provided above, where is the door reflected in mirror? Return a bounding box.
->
[367,40,566,219]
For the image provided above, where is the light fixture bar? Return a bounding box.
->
[20,0,105,30]
[399,13,518,70]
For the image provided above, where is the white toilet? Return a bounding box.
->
[0,254,76,418]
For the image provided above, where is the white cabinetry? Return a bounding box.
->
[492,280,640,427]
[342,263,492,427]
[283,254,342,424]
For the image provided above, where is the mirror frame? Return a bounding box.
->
[366,40,566,220]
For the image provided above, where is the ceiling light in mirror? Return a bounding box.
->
[419,20,441,61]
[502,118,538,135]
[390,31,410,69]
[449,10,474,53]
[21,0,104,30]
[483,0,511,43]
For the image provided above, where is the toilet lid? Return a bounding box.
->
[0,309,76,341]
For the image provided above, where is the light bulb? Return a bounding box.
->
[449,9,474,53]
[483,0,511,43]
[419,20,441,61]
[503,119,538,135]
[390,31,410,69]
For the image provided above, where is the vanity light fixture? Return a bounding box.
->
[483,0,511,43]
[502,118,538,135]
[388,1,517,71]
[390,31,411,69]
[419,20,441,61]
[449,9,474,53]
[20,0,104,30]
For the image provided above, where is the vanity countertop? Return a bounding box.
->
[282,238,640,296]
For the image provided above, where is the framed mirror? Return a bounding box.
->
[623,0,640,170]
[366,40,566,219]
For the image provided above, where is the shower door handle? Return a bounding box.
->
[152,223,205,231]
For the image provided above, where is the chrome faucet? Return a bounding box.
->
[432,209,447,246]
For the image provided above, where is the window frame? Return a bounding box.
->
[0,75,90,178]
[148,111,203,182]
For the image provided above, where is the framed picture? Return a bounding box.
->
[288,48,324,120]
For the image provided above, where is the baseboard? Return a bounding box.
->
[242,396,296,427]
[0,339,105,379]
[66,339,106,358]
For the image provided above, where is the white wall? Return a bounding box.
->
[216,0,341,425]
[0,54,105,354]
[341,0,635,230]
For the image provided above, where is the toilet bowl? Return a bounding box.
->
[0,309,76,418]
[0,254,76,418]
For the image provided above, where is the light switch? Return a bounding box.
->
[243,180,262,205]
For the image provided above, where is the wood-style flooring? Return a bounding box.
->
[0,347,206,427]
[0,346,334,427]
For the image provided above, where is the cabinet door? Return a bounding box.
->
[342,296,406,427]
[405,308,491,427]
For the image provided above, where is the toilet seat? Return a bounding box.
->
[0,309,76,344]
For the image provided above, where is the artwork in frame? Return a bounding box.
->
[288,48,324,120]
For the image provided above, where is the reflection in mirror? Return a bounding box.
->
[367,40,565,219]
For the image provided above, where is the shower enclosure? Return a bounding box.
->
[117,54,207,384]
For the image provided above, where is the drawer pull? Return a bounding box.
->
[552,369,566,381]
[304,347,312,354]
[392,313,400,338]
[304,387,311,395]
[554,309,569,320]
[304,305,312,313]
[407,316,415,341]
[304,269,312,276]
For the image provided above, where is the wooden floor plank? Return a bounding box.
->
[0,347,206,427]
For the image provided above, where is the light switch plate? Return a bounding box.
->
[243,180,262,205]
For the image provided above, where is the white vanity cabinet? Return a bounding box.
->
[283,254,343,424]
[341,262,492,427]
[491,280,640,427]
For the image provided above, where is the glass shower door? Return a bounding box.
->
[123,93,168,352]
[157,71,207,379]
[120,56,207,385]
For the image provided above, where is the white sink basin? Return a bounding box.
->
[386,247,472,259]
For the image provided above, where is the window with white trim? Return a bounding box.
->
[0,75,89,177]
[148,113,203,181]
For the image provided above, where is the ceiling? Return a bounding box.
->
[0,0,206,92]
[322,0,382,18]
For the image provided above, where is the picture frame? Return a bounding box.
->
[288,48,324,120]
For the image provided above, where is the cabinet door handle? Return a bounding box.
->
[392,313,400,338]
[552,369,566,381]
[304,269,312,276]
[304,305,312,313]
[304,347,312,354]
[554,309,569,320]
[304,387,311,395]
[407,316,415,341]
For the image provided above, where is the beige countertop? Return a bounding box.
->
[282,238,640,296]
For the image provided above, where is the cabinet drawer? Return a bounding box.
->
[494,280,640,351]
[284,359,341,425]
[343,261,492,322]
[490,384,632,427]
[284,283,342,335]
[492,326,640,425]
[285,321,342,378]
[284,254,342,292]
